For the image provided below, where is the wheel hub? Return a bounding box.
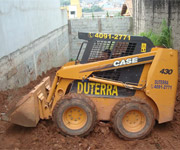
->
[63,107,87,130]
[122,110,146,132]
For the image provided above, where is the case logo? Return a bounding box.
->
[113,57,138,67]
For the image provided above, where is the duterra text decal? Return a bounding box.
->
[77,82,118,96]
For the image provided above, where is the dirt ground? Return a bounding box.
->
[0,67,180,150]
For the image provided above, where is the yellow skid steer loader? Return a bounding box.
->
[1,32,178,140]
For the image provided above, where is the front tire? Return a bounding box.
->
[53,93,97,137]
[111,99,155,140]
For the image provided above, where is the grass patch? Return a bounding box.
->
[140,20,172,48]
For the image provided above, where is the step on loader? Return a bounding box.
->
[0,32,178,140]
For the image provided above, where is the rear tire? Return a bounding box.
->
[111,99,155,140]
[53,93,97,137]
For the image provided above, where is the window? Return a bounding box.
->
[71,11,75,15]
[87,40,136,63]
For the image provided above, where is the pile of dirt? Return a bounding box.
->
[0,67,59,112]
[0,67,180,150]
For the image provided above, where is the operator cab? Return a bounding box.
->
[76,32,154,64]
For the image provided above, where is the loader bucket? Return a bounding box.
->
[1,77,51,127]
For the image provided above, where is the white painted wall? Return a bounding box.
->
[0,0,67,58]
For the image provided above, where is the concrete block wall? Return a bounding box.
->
[68,17,133,59]
[0,0,70,90]
[0,24,69,90]
[133,0,180,50]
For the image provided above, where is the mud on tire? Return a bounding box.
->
[111,99,155,140]
[52,93,97,137]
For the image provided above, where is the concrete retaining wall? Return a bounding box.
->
[68,17,133,59]
[0,25,69,90]
[133,0,180,50]
[0,0,70,90]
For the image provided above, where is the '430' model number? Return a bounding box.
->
[160,69,173,75]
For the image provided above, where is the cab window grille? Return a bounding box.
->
[91,41,137,82]
[112,42,136,58]
[87,41,136,63]
[88,40,115,62]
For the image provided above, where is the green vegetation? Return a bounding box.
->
[140,31,161,46]
[60,0,70,6]
[82,5,103,13]
[92,12,95,19]
[114,12,121,17]
[69,58,75,61]
[140,20,172,48]
[106,11,109,17]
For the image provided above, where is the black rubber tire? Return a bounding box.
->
[52,93,97,137]
[111,99,155,140]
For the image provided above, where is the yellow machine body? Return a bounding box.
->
[0,32,178,138]
[2,47,178,127]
